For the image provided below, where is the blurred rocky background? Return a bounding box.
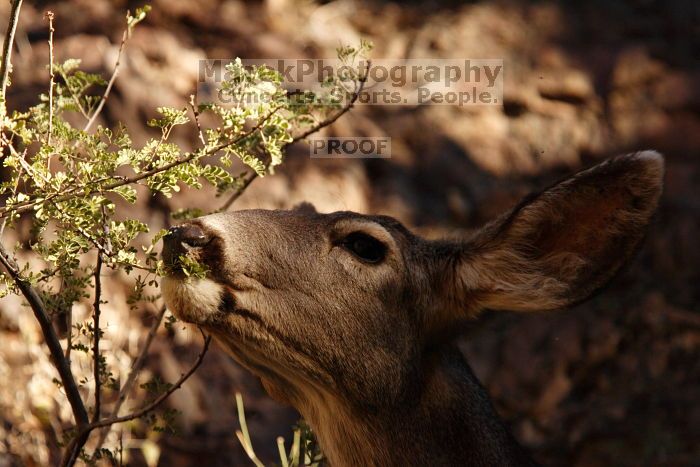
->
[0,0,698,465]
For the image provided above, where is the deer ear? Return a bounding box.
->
[456,151,664,313]
[292,202,317,214]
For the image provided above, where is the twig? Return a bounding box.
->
[61,331,212,467]
[45,11,55,151]
[83,25,129,132]
[57,67,90,120]
[92,305,166,452]
[91,252,103,423]
[97,331,210,427]
[218,171,257,211]
[63,279,71,361]
[118,432,123,466]
[0,242,89,428]
[0,0,23,99]
[189,93,206,146]
[91,205,110,424]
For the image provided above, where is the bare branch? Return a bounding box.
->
[0,0,23,99]
[92,305,166,451]
[91,204,110,424]
[83,25,129,132]
[91,252,103,423]
[218,170,257,211]
[64,279,72,361]
[61,331,211,467]
[0,242,89,428]
[45,11,55,151]
[96,331,211,428]
[189,93,206,147]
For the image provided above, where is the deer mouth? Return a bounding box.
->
[160,221,238,323]
[161,223,213,277]
[160,275,225,324]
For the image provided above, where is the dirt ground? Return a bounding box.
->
[0,0,698,465]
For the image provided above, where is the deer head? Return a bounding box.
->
[161,151,664,466]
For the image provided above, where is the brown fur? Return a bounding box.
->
[161,151,664,466]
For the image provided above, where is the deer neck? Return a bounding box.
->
[299,345,536,467]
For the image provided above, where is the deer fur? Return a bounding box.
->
[161,151,664,466]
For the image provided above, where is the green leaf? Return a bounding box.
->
[111,185,138,203]
[148,107,189,129]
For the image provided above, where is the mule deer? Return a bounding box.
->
[161,151,664,466]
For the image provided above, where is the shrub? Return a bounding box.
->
[0,2,369,464]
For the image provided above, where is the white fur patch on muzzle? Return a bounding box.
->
[161,276,224,323]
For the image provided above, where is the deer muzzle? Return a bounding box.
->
[162,223,211,274]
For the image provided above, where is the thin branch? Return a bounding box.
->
[57,67,90,120]
[95,331,211,428]
[47,200,151,273]
[0,0,23,99]
[218,171,257,211]
[92,305,166,452]
[45,11,55,150]
[91,204,109,424]
[61,331,211,467]
[83,25,129,133]
[91,252,103,423]
[0,242,89,428]
[114,307,166,414]
[189,93,206,146]
[63,279,71,361]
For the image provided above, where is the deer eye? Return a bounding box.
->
[342,232,387,264]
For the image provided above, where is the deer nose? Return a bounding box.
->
[162,224,209,270]
[167,224,209,247]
